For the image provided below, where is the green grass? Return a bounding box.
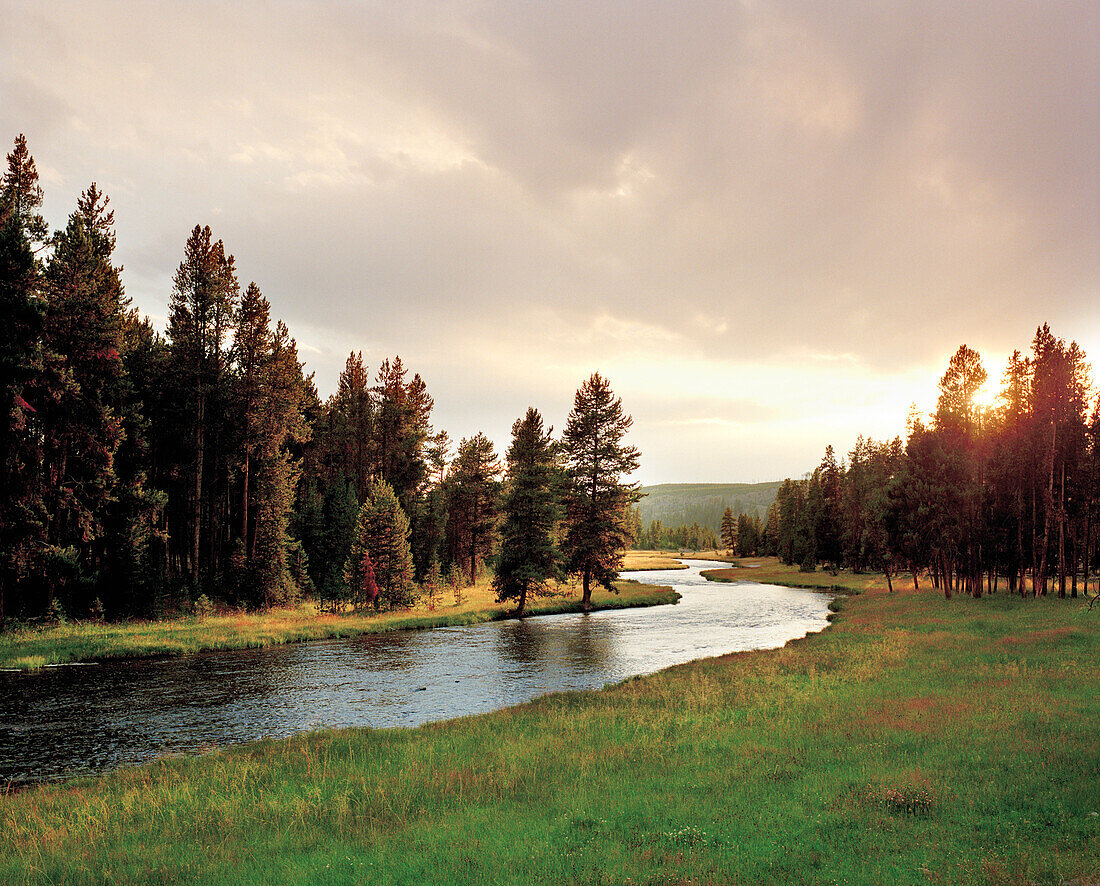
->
[0,580,677,671]
[699,556,896,594]
[2,570,1097,884]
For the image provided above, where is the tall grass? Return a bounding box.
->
[1,567,1096,884]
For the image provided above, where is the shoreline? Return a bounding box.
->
[0,579,679,672]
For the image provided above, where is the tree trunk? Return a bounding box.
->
[582,565,592,610]
[1016,486,1026,597]
[1083,503,1091,598]
[1038,422,1056,596]
[192,392,204,583]
[1058,462,1066,598]
[884,562,893,593]
[241,454,250,563]
[469,531,478,587]
[1032,481,1040,596]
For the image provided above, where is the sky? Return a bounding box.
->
[3,0,1098,485]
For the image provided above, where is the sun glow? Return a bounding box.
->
[973,381,998,411]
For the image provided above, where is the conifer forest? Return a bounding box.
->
[0,135,642,626]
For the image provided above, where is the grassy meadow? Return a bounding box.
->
[620,548,739,571]
[700,556,907,594]
[2,558,1097,884]
[0,577,677,671]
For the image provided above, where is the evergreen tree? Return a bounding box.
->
[423,557,443,610]
[0,134,48,248]
[494,408,563,615]
[37,184,129,610]
[312,473,359,607]
[737,513,756,557]
[344,534,380,611]
[232,282,272,564]
[345,478,416,609]
[446,432,501,584]
[934,344,987,596]
[329,351,373,499]
[814,445,843,570]
[720,506,736,553]
[166,225,239,587]
[102,312,169,616]
[561,373,641,609]
[373,356,434,514]
[248,320,311,607]
[0,150,43,624]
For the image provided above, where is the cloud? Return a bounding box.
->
[1,0,1096,481]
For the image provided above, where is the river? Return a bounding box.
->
[0,560,831,786]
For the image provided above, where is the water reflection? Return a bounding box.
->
[0,561,831,785]
[495,619,550,667]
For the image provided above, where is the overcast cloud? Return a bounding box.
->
[3,0,1097,483]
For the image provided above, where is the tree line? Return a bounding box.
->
[0,135,640,625]
[761,332,1098,598]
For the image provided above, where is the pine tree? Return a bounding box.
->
[445,432,501,584]
[0,158,43,624]
[329,351,373,500]
[561,373,641,609]
[373,356,434,513]
[100,311,169,617]
[815,445,843,570]
[166,225,239,586]
[36,184,129,610]
[232,282,272,564]
[934,344,987,595]
[423,557,443,610]
[247,320,311,607]
[345,478,416,610]
[494,408,563,615]
[0,134,48,248]
[720,506,736,553]
[314,473,359,607]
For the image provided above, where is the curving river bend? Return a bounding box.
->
[0,560,832,786]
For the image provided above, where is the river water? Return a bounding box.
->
[0,560,831,786]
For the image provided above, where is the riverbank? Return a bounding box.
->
[700,556,901,594]
[3,571,1096,884]
[621,548,738,571]
[0,578,677,671]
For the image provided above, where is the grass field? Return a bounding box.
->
[700,556,904,594]
[2,559,1096,884]
[0,576,677,671]
[620,548,738,571]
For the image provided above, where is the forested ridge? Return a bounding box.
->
[0,135,640,625]
[636,482,780,533]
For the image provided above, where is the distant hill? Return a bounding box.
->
[636,482,783,533]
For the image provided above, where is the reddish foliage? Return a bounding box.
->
[360,550,379,604]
